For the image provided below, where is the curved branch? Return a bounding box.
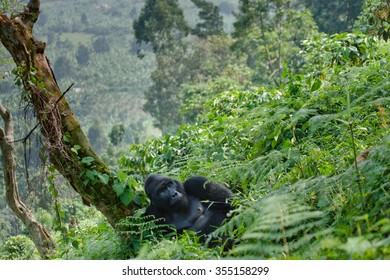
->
[23,0,40,29]
[0,102,57,259]
[27,0,40,13]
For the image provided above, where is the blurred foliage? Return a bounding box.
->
[305,0,364,34]
[109,124,125,146]
[359,0,390,40]
[133,0,190,54]
[0,0,24,16]
[232,0,318,85]
[191,0,224,38]
[0,235,39,260]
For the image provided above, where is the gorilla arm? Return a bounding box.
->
[183,176,233,203]
[184,176,234,235]
[144,203,164,220]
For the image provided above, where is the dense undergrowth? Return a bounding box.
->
[115,32,389,259]
[2,31,388,260]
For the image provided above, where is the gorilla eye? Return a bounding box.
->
[163,180,174,187]
[158,186,167,193]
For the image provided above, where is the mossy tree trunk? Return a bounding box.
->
[0,0,132,226]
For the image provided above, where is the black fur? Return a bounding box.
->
[144,174,233,235]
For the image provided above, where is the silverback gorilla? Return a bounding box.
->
[144,174,233,236]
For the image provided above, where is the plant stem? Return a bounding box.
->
[346,81,366,211]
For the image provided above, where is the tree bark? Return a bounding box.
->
[0,102,56,259]
[0,0,132,227]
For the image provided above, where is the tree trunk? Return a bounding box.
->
[0,0,132,227]
[0,102,56,259]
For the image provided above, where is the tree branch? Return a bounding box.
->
[27,0,40,12]
[0,102,12,138]
[23,0,40,28]
[0,101,57,259]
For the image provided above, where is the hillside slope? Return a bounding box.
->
[124,33,390,259]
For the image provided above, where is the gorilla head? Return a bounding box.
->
[144,174,188,211]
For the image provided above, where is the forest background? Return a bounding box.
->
[0,0,389,259]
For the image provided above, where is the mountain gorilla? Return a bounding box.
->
[144,174,233,236]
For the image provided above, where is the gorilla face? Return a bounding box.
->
[145,174,189,211]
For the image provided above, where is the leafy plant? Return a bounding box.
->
[0,0,24,16]
[117,213,175,257]
[359,0,390,40]
[137,230,222,260]
[0,235,39,260]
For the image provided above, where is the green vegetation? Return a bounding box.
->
[121,30,389,259]
[0,235,39,260]
[305,0,364,34]
[1,0,388,259]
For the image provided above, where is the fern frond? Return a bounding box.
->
[232,193,327,259]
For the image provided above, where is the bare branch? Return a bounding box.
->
[0,101,56,259]
[0,102,13,140]
[0,103,6,150]
[27,0,40,12]
[23,0,40,28]
[0,101,8,117]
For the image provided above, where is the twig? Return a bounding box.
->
[12,83,74,144]
[55,82,74,104]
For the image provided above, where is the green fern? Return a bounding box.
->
[116,215,175,257]
[232,193,327,259]
[137,231,222,260]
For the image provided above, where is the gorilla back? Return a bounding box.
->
[144,174,233,236]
